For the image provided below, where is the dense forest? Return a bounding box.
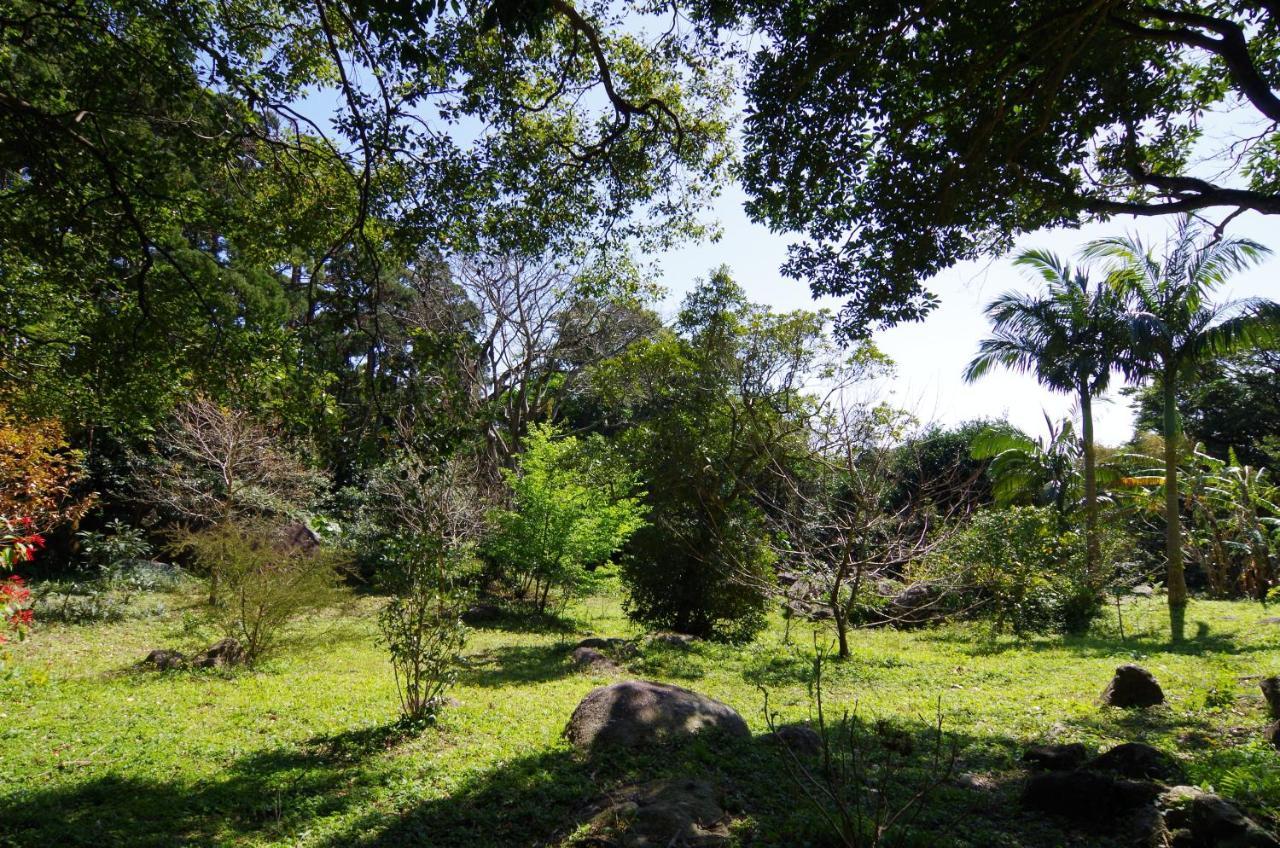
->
[2,1,1280,846]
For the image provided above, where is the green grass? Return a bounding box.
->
[1,584,1278,847]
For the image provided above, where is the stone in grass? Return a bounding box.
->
[1022,769,1160,824]
[586,778,731,847]
[191,638,245,669]
[1023,742,1090,771]
[1265,721,1280,751]
[647,632,696,650]
[1161,785,1280,848]
[1261,676,1280,720]
[1086,742,1185,784]
[1101,664,1165,708]
[570,646,619,673]
[143,649,188,671]
[565,680,750,752]
[764,723,823,757]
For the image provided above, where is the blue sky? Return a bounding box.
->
[654,187,1278,447]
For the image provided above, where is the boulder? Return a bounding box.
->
[1265,721,1280,750]
[1101,664,1165,708]
[571,647,619,673]
[1023,742,1090,772]
[461,603,502,624]
[1261,676,1280,720]
[586,778,731,847]
[1086,742,1185,783]
[191,638,245,668]
[647,632,696,649]
[1161,785,1280,848]
[278,521,320,552]
[576,637,617,650]
[764,723,823,757]
[143,649,187,671]
[565,680,750,752]
[1022,769,1160,822]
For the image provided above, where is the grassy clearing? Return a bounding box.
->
[1,582,1278,847]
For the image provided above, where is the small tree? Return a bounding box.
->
[367,454,489,720]
[488,424,646,614]
[172,521,348,666]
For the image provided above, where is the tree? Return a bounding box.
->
[691,0,1280,335]
[970,416,1083,518]
[1085,217,1279,624]
[488,424,646,613]
[592,269,836,640]
[964,250,1126,569]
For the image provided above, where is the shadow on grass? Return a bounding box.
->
[917,618,1259,659]
[0,704,1052,848]
[459,643,575,687]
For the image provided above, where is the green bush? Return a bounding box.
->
[172,522,348,666]
[915,506,1107,634]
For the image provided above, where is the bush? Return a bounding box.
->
[914,506,1107,634]
[172,521,348,666]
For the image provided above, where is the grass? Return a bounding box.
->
[1,581,1278,847]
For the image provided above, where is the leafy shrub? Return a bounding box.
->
[914,506,1107,634]
[172,521,348,666]
[76,519,153,578]
[488,424,646,613]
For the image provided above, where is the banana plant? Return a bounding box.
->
[971,414,1082,519]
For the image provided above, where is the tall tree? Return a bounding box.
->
[690,0,1280,335]
[1085,217,1278,626]
[964,251,1126,572]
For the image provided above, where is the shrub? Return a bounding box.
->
[915,506,1108,634]
[172,521,348,666]
[76,519,153,579]
[488,424,646,613]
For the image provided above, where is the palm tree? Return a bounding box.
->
[965,250,1125,573]
[1084,217,1277,626]
[971,413,1081,518]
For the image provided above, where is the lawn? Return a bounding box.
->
[2,582,1278,847]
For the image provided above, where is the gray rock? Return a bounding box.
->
[586,778,731,847]
[647,632,696,649]
[143,649,187,671]
[1101,664,1165,708]
[571,647,618,672]
[888,582,943,625]
[1265,720,1280,750]
[1160,786,1280,847]
[1023,742,1090,771]
[764,723,823,757]
[191,638,245,668]
[1086,742,1185,783]
[278,521,320,551]
[1261,676,1280,720]
[565,680,750,752]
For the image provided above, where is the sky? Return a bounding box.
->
[653,188,1278,448]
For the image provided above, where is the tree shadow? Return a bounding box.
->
[459,643,576,687]
[918,619,1257,659]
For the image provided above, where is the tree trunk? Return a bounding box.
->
[1162,373,1189,637]
[1080,387,1100,575]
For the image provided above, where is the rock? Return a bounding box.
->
[1022,769,1160,822]
[1265,721,1280,750]
[1023,742,1090,771]
[1086,742,1185,783]
[571,647,619,673]
[955,772,999,792]
[1261,676,1280,719]
[1187,790,1278,847]
[586,778,731,847]
[887,582,943,625]
[143,649,187,671]
[1130,584,1155,596]
[764,723,823,757]
[565,680,750,752]
[647,632,696,649]
[1101,664,1165,708]
[191,638,245,668]
[461,603,502,624]
[278,521,320,551]
[1261,617,1280,625]
[576,637,616,650]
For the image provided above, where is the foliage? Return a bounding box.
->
[593,270,836,641]
[0,575,33,646]
[1086,216,1279,612]
[0,406,93,534]
[918,506,1108,634]
[171,522,348,666]
[488,424,646,613]
[970,417,1082,515]
[694,0,1280,334]
[76,520,153,578]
